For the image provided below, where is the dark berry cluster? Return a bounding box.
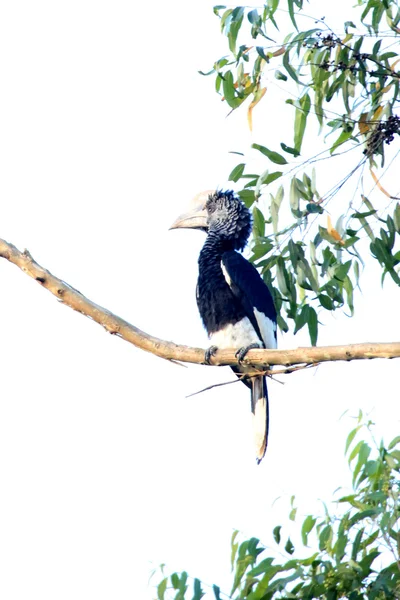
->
[363,115,400,156]
[377,115,400,144]
[319,59,358,73]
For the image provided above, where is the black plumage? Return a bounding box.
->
[171,190,277,463]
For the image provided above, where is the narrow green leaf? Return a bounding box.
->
[231,530,239,571]
[227,7,244,54]
[294,94,310,153]
[273,525,281,545]
[252,206,265,238]
[345,426,360,455]
[301,515,317,546]
[270,185,284,234]
[157,577,168,600]
[280,142,300,157]
[388,435,400,450]
[330,128,354,154]
[252,143,288,164]
[319,524,333,551]
[287,0,298,31]
[192,578,205,600]
[290,177,299,215]
[335,532,348,564]
[212,584,221,600]
[283,49,300,83]
[307,306,318,346]
[228,163,245,182]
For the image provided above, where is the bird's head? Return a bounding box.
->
[170,189,252,251]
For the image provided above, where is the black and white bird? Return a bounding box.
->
[171,190,277,463]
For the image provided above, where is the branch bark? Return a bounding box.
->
[0,237,399,369]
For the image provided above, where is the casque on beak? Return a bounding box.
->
[169,190,215,231]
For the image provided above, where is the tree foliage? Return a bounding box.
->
[151,2,400,597]
[203,0,400,345]
[153,417,400,599]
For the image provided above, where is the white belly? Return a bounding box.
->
[209,317,260,349]
[209,312,277,350]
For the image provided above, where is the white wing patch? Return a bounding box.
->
[219,260,277,350]
[221,261,232,286]
[254,309,277,349]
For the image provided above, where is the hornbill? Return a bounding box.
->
[171,190,277,464]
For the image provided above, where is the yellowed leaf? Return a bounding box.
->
[381,82,393,94]
[373,105,383,121]
[271,46,285,57]
[327,215,344,245]
[358,113,369,135]
[370,169,392,198]
[391,58,400,72]
[247,87,266,131]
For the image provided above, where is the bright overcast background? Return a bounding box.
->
[0,1,398,599]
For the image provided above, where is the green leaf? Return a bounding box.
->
[256,46,269,61]
[253,206,265,238]
[230,530,239,571]
[227,7,244,54]
[213,5,226,16]
[238,189,256,207]
[330,128,354,154]
[275,70,288,81]
[290,177,299,215]
[228,163,245,182]
[287,0,298,30]
[270,185,284,234]
[345,426,361,455]
[280,142,300,157]
[222,71,242,109]
[351,528,364,561]
[212,584,221,600]
[388,435,400,450]
[192,578,205,600]
[294,93,310,153]
[283,49,300,84]
[335,531,348,564]
[252,143,288,164]
[157,577,168,600]
[319,524,333,551]
[273,525,282,545]
[285,537,295,555]
[301,515,317,546]
[307,306,318,346]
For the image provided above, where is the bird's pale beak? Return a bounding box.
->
[169,208,208,230]
[169,190,215,231]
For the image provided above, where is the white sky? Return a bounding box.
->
[0,1,398,598]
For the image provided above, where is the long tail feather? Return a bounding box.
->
[251,376,269,464]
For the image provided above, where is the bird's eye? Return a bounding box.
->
[206,200,216,214]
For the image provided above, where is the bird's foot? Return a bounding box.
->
[204,345,218,365]
[235,343,262,365]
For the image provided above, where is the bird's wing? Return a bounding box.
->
[222,250,277,349]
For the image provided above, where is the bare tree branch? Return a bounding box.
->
[0,237,399,369]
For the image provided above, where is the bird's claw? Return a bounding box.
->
[204,345,218,365]
[235,343,261,365]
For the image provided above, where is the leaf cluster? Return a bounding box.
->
[202,0,400,344]
[153,418,400,599]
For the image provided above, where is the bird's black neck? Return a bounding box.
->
[197,232,245,334]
